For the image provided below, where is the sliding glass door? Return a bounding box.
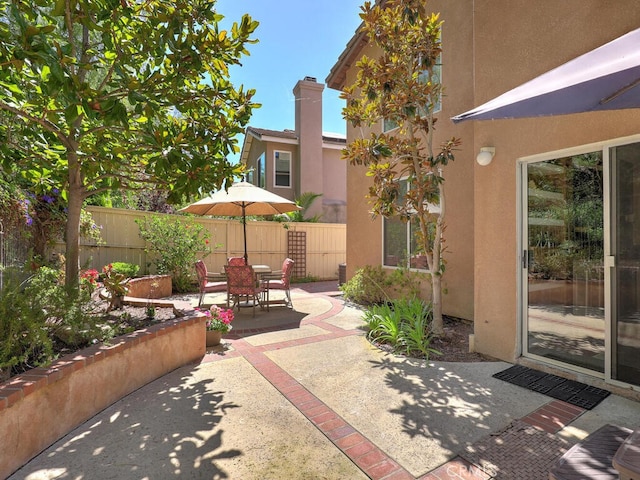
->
[524,153,605,373]
[611,142,640,384]
[522,140,640,388]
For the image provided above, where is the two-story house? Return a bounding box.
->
[239,76,347,223]
[328,0,640,393]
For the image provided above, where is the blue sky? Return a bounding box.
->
[215,0,365,163]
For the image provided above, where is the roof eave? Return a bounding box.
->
[326,29,367,91]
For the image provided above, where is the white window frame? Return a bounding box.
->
[256,152,265,188]
[274,150,292,188]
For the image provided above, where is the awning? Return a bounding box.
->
[451,27,640,123]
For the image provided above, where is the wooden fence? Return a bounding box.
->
[66,206,346,280]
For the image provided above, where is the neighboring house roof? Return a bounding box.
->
[240,127,346,164]
[322,132,346,147]
[239,127,298,165]
[247,127,298,142]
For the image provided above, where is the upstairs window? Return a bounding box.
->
[274,151,291,187]
[257,152,265,188]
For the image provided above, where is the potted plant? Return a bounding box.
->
[204,305,234,346]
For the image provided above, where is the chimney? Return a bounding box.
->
[293,77,324,210]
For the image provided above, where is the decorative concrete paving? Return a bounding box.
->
[267,336,550,477]
[9,286,640,480]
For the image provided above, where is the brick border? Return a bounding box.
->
[201,296,589,480]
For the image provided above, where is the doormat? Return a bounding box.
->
[492,365,610,410]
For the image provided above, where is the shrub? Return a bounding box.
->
[136,214,211,293]
[363,298,440,360]
[0,277,53,379]
[25,266,103,347]
[109,262,140,278]
[340,264,424,305]
[340,265,390,305]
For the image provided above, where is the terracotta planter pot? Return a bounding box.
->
[206,330,223,347]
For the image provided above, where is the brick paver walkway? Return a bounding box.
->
[200,284,585,480]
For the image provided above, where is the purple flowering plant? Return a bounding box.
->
[205,305,234,333]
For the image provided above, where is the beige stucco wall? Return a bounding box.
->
[245,138,298,203]
[343,0,476,321]
[337,0,640,365]
[469,0,640,361]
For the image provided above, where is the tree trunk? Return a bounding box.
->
[431,273,444,336]
[64,155,83,292]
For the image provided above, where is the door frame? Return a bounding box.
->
[516,134,640,390]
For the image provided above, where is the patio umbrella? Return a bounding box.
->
[180,181,300,263]
[451,27,640,123]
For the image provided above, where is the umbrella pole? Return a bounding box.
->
[243,208,248,264]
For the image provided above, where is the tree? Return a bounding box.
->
[341,0,460,335]
[0,0,259,289]
[276,192,323,223]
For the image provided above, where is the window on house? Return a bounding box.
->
[383,118,399,133]
[274,151,291,187]
[382,179,437,270]
[257,152,265,188]
[420,53,442,114]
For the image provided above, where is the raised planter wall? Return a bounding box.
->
[127,274,172,299]
[0,311,206,479]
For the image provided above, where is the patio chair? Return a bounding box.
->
[227,257,246,266]
[262,258,295,309]
[224,264,265,316]
[195,260,227,307]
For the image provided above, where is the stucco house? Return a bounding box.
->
[239,77,347,223]
[327,0,640,393]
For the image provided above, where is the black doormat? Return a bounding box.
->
[493,365,610,410]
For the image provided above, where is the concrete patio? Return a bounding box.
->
[9,282,640,479]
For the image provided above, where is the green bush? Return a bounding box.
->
[109,262,140,277]
[136,214,211,293]
[340,264,424,305]
[0,277,53,378]
[363,298,440,360]
[24,267,103,347]
[340,265,389,305]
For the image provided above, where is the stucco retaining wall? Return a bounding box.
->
[0,311,206,479]
[127,274,172,298]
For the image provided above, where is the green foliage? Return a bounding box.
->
[340,265,390,305]
[0,0,260,288]
[101,264,131,312]
[136,215,211,293]
[0,264,109,378]
[24,267,103,347]
[363,298,440,359]
[340,264,423,305]
[0,277,53,375]
[276,192,323,223]
[0,173,103,264]
[110,262,140,278]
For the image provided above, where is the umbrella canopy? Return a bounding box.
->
[180,181,300,263]
[451,27,640,123]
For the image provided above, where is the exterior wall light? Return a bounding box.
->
[476,147,495,166]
